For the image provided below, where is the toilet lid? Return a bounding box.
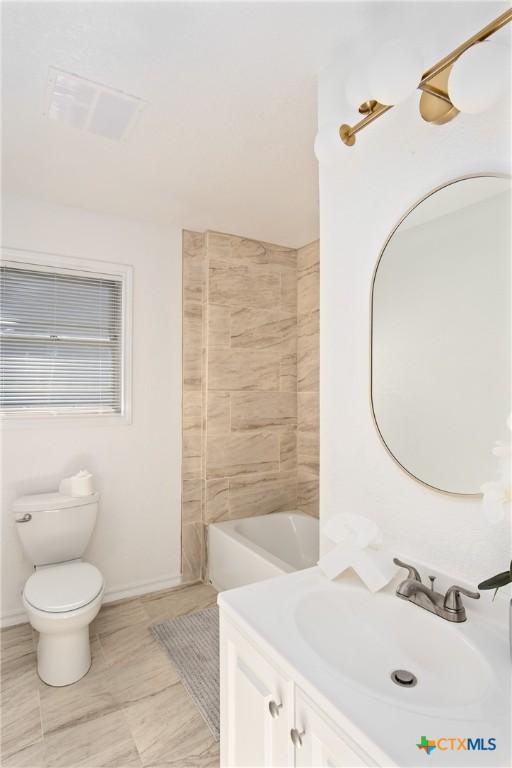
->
[24,561,104,613]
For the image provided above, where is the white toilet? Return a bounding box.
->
[14,490,104,687]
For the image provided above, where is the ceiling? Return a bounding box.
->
[2,2,506,247]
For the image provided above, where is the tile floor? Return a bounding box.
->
[1,583,219,768]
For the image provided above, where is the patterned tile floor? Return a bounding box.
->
[1,583,219,768]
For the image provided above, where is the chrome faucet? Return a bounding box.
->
[393,558,480,623]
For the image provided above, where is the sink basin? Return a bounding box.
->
[294,585,496,715]
[220,565,510,766]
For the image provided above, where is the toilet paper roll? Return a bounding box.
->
[59,470,95,497]
[71,470,94,496]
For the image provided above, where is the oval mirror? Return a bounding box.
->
[371,175,511,495]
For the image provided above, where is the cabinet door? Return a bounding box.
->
[220,613,294,768]
[294,688,373,768]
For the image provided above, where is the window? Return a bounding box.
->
[0,251,131,419]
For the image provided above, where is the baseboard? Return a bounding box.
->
[1,573,183,629]
[1,608,26,628]
[102,574,183,604]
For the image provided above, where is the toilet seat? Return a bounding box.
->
[24,561,103,613]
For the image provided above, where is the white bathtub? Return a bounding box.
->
[208,511,319,591]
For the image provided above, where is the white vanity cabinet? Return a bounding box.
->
[220,613,294,767]
[294,689,369,768]
[220,612,377,768]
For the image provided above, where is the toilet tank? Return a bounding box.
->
[13,491,99,567]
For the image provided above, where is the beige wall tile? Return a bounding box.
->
[183,230,206,259]
[183,524,204,582]
[207,392,230,434]
[182,231,205,305]
[183,391,201,430]
[298,240,319,273]
[281,267,298,312]
[181,522,204,583]
[279,430,297,472]
[298,242,319,316]
[297,240,319,519]
[182,479,202,524]
[181,231,320,576]
[209,261,280,309]
[208,348,279,391]
[182,301,203,391]
[231,392,296,431]
[279,352,297,392]
[205,231,232,262]
[297,479,319,517]
[183,431,201,461]
[298,391,319,435]
[229,471,297,518]
[182,455,201,482]
[230,307,295,353]
[207,432,279,478]
[232,237,296,270]
[207,304,230,348]
[298,432,319,474]
[297,309,319,392]
[205,478,230,523]
[181,523,204,583]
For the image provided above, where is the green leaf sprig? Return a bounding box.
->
[478,561,512,600]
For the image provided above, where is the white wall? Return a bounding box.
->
[1,193,182,625]
[318,8,511,584]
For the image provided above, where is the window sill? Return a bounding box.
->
[0,411,132,429]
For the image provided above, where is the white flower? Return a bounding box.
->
[480,415,511,525]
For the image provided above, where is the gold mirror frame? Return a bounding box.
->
[369,172,510,498]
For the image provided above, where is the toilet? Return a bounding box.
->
[14,490,104,687]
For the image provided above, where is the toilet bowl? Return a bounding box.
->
[23,560,104,686]
[14,488,104,687]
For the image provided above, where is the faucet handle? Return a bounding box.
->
[444,585,480,612]
[393,558,421,583]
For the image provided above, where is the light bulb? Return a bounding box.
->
[314,123,343,164]
[367,38,424,106]
[448,41,510,114]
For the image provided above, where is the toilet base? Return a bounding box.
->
[37,626,92,686]
[23,582,104,688]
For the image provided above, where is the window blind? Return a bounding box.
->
[0,265,123,415]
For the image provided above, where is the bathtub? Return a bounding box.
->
[208,511,319,591]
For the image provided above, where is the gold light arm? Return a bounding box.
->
[339,9,512,146]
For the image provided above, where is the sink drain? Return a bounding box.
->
[391,669,417,688]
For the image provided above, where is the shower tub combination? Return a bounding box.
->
[208,511,319,591]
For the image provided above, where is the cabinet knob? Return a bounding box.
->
[290,728,305,748]
[268,700,282,718]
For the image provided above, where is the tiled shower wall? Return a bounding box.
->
[297,241,320,516]
[181,230,319,582]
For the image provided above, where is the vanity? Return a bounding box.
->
[218,565,510,767]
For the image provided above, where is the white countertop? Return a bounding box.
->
[218,566,511,768]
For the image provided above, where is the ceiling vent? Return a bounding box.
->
[44,67,146,141]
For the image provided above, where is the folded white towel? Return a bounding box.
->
[322,512,383,549]
[318,513,399,592]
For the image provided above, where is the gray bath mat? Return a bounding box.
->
[151,605,220,741]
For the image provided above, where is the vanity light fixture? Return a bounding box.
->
[339,9,512,147]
